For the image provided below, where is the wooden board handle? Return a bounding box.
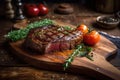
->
[71,57,120,80]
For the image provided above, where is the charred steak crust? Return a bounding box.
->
[24,25,83,54]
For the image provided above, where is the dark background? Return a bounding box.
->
[0,0,119,17]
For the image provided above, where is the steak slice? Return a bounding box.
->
[24,25,83,54]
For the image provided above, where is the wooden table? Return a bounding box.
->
[0,2,120,80]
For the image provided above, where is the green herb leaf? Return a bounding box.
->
[5,19,54,41]
[86,55,94,61]
[63,43,93,70]
[63,26,73,30]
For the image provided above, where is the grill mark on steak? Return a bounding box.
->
[24,25,83,54]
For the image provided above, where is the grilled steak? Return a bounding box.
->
[24,25,83,54]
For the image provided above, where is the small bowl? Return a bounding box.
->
[96,15,120,29]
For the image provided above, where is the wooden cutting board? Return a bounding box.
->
[10,20,120,80]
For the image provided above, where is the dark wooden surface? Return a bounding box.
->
[0,2,120,80]
[9,35,120,80]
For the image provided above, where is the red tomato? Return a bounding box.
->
[77,24,89,35]
[38,4,49,16]
[83,30,100,46]
[24,4,39,17]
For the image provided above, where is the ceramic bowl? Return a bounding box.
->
[96,15,120,29]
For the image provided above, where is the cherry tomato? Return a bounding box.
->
[24,4,39,17]
[38,4,49,16]
[83,30,100,46]
[77,24,89,35]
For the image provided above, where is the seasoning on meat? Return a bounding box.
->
[23,25,83,54]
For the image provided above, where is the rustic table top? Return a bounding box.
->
[0,2,120,80]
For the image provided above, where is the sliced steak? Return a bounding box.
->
[24,25,83,54]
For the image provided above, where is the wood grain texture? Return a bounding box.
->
[9,21,120,80]
[0,3,120,80]
[9,35,120,80]
[0,67,93,80]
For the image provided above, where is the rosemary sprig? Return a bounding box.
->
[63,43,93,70]
[5,19,53,41]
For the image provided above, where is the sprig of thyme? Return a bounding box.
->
[63,43,93,70]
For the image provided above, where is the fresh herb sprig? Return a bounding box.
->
[63,43,93,70]
[5,19,53,41]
